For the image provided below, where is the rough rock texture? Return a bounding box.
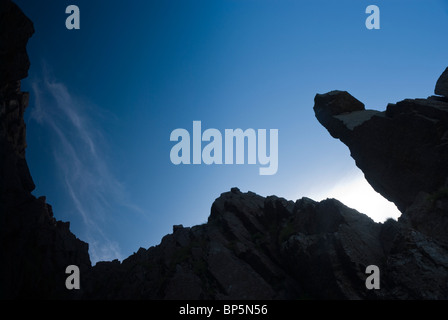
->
[2,1,448,300]
[0,0,91,299]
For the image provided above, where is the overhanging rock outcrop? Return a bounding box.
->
[313,69,448,244]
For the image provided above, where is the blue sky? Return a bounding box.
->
[16,0,448,263]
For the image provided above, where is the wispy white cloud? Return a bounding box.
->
[30,67,144,264]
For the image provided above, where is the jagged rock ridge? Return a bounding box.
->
[84,190,389,299]
[2,0,448,299]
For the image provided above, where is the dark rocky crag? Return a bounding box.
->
[2,1,448,299]
[0,0,91,299]
[313,71,448,245]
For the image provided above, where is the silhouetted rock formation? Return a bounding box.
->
[2,0,448,300]
[84,190,387,299]
[83,187,448,299]
[313,78,448,245]
[0,0,91,299]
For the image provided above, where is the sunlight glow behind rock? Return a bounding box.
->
[307,171,401,222]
